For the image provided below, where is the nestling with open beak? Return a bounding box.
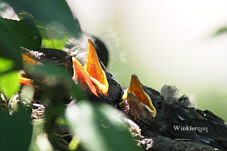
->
[65,33,109,67]
[19,48,73,85]
[18,48,73,102]
[19,34,109,90]
[121,74,164,125]
[72,39,122,107]
[121,74,227,150]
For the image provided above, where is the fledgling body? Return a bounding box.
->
[122,75,227,150]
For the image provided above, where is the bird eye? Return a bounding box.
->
[156,101,163,111]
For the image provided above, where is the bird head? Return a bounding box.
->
[122,74,157,120]
[65,33,109,67]
[72,39,109,98]
[19,50,41,86]
[19,48,71,85]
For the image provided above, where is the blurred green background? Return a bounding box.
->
[67,0,227,121]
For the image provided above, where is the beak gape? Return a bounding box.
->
[72,40,109,97]
[123,74,156,118]
[21,53,41,65]
[19,53,41,86]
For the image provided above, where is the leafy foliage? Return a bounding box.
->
[0,1,142,151]
[42,37,70,50]
[29,120,53,151]
[66,101,142,151]
[0,17,42,49]
[0,7,42,98]
[24,63,86,104]
[0,70,19,98]
[0,58,19,98]
[4,0,82,38]
[0,105,32,151]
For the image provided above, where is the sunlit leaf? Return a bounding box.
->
[0,57,14,73]
[20,85,35,104]
[29,120,54,151]
[0,105,32,151]
[42,37,70,50]
[18,11,72,50]
[68,136,80,151]
[0,71,19,98]
[66,101,142,151]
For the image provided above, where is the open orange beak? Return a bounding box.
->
[72,40,109,97]
[19,73,33,86]
[122,74,156,117]
[18,73,40,88]
[21,53,41,65]
[19,52,41,87]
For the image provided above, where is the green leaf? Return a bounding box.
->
[5,0,82,38]
[0,105,32,151]
[0,23,22,68]
[24,64,86,103]
[0,17,42,49]
[0,17,42,71]
[29,120,54,151]
[20,85,35,104]
[0,71,19,98]
[213,26,227,36]
[19,12,72,48]
[0,57,15,73]
[66,101,142,151]
[42,37,70,50]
